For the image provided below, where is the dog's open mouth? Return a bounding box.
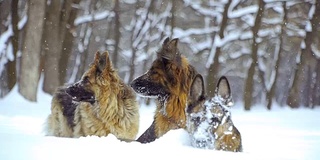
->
[71,95,96,104]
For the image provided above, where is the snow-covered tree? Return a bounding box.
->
[287,0,320,108]
[19,0,46,101]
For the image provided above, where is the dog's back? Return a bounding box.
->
[186,74,242,152]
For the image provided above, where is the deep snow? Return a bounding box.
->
[0,86,319,160]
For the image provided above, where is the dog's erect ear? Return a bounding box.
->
[189,74,205,102]
[160,38,181,62]
[161,38,180,61]
[168,38,179,50]
[215,76,233,106]
[162,37,170,46]
[162,37,178,51]
[98,51,113,72]
[94,51,101,65]
[187,74,205,113]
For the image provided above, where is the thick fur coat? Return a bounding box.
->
[45,51,140,140]
[130,37,198,143]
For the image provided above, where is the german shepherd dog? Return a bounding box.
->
[130,37,198,143]
[186,74,242,152]
[45,51,140,141]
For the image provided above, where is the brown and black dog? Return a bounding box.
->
[186,74,242,152]
[130,37,198,143]
[45,51,140,141]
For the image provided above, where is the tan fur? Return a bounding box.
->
[131,38,198,143]
[45,51,139,140]
[46,97,73,137]
[151,56,194,138]
[154,94,188,137]
[214,122,242,152]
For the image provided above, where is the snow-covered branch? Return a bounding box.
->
[74,11,115,26]
[228,5,258,19]
[0,25,13,54]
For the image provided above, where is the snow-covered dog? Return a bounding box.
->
[186,74,242,152]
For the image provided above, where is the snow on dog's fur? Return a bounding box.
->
[130,37,198,143]
[186,74,242,152]
[45,51,139,141]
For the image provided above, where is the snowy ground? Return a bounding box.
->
[0,86,319,160]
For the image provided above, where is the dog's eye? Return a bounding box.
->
[150,70,157,75]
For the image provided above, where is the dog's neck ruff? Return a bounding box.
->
[157,94,170,116]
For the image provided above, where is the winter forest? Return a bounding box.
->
[0,0,320,110]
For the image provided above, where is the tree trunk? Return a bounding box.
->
[74,0,96,81]
[75,47,90,81]
[287,55,307,108]
[58,0,75,84]
[59,0,81,85]
[6,0,19,91]
[309,1,320,108]
[206,0,231,97]
[128,0,155,83]
[112,0,120,68]
[287,1,318,108]
[0,0,11,97]
[76,48,90,81]
[0,1,10,32]
[42,0,62,95]
[75,24,92,81]
[243,0,265,110]
[170,0,176,36]
[306,65,313,107]
[313,59,320,108]
[313,3,320,107]
[266,2,287,110]
[19,0,46,101]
